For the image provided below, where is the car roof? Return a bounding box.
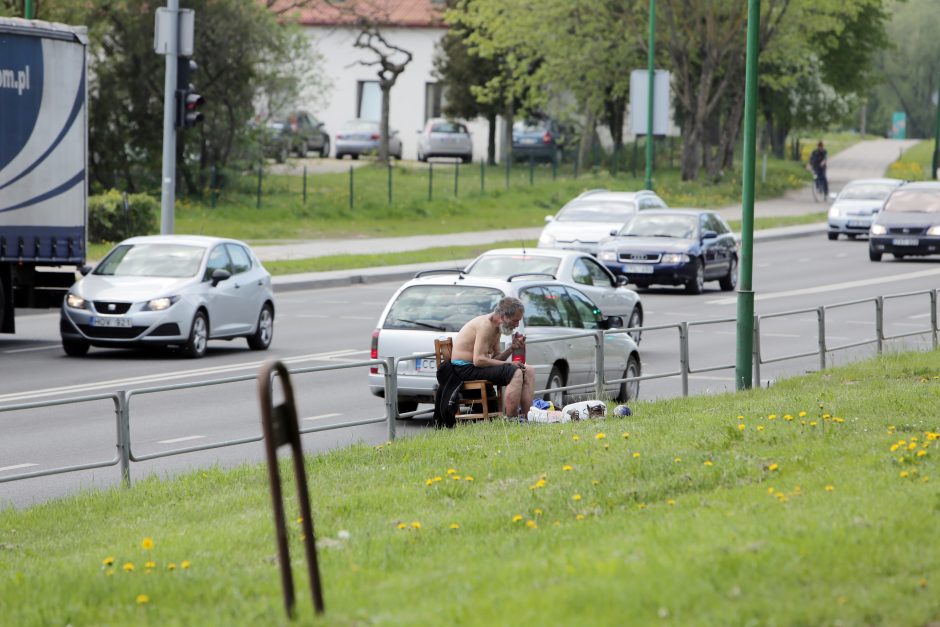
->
[896,181,940,191]
[474,248,586,259]
[568,189,659,203]
[399,273,559,292]
[842,178,906,186]
[630,208,712,217]
[117,234,246,248]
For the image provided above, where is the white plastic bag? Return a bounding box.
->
[560,400,607,421]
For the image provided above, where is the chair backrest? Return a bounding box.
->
[433,337,453,368]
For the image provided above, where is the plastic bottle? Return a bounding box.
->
[511,332,526,364]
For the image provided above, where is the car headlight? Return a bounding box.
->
[538,232,556,247]
[927,226,940,236]
[598,251,617,262]
[142,296,180,312]
[870,225,887,235]
[661,253,689,264]
[828,206,843,218]
[66,293,88,309]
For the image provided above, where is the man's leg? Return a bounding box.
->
[502,368,524,417]
[520,368,536,412]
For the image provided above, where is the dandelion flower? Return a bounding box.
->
[447,468,457,475]
[767,487,775,494]
[136,594,149,605]
[534,508,543,516]
[167,563,176,571]
[900,471,909,478]
[768,463,779,472]
[622,432,630,439]
[425,479,433,486]
[674,457,681,463]
[704,460,713,466]
[595,433,606,440]
[141,538,154,551]
[810,421,817,427]
[451,475,462,481]
[575,514,585,521]
[572,435,580,441]
[633,452,641,459]
[433,476,442,482]
[123,562,135,572]
[563,464,573,471]
[737,424,745,431]
[465,475,474,481]
[572,494,582,501]
[450,523,460,530]
[824,485,834,492]
[638,503,647,510]
[512,514,523,523]
[106,569,115,576]
[798,411,807,418]
[757,426,765,431]
[736,415,744,421]
[525,520,537,529]
[919,578,928,588]
[667,499,676,506]
[181,561,191,570]
[768,414,777,420]
[103,556,115,567]
[917,450,927,458]
[397,522,407,529]
[296,517,303,524]
[784,414,793,421]
[145,561,156,569]
[410,521,421,529]
[890,444,900,452]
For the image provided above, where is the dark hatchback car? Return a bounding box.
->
[869,182,940,261]
[597,209,739,294]
[263,110,330,162]
[511,119,566,163]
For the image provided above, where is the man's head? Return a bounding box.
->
[817,141,824,149]
[493,297,524,335]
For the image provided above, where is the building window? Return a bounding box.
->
[358,81,381,121]
[425,82,446,122]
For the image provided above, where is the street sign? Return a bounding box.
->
[154,8,194,56]
[890,111,906,140]
[629,70,677,136]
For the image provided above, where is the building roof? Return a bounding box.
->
[271,0,446,29]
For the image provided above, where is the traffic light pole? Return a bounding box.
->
[159,0,179,235]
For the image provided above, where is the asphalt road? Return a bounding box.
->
[2,232,939,509]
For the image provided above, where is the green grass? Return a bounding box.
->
[887,139,938,181]
[2,350,939,625]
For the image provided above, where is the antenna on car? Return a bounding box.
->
[521,239,527,255]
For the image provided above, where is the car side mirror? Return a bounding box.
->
[210,268,231,287]
[616,275,629,287]
[610,229,619,236]
[544,215,555,223]
[79,265,92,276]
[702,230,718,240]
[601,315,624,329]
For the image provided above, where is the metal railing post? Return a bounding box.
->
[679,322,689,397]
[932,290,938,350]
[384,357,398,441]
[593,330,606,399]
[817,306,826,370]
[876,296,884,355]
[753,315,761,387]
[115,390,131,486]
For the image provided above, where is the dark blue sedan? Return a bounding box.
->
[597,209,739,294]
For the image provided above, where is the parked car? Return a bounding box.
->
[828,178,905,240]
[416,118,472,162]
[263,110,330,162]
[367,274,641,414]
[511,119,566,163]
[598,209,738,294]
[335,119,403,160]
[869,182,940,261]
[463,247,643,341]
[537,189,669,255]
[60,235,275,358]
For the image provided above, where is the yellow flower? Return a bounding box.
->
[296,517,303,524]
[575,514,585,521]
[136,594,149,605]
[572,494,582,501]
[637,503,647,510]
[592,479,600,485]
[666,499,676,506]
[737,424,745,431]
[798,411,807,417]
[622,432,630,439]
[465,475,474,481]
[768,414,777,420]
[909,443,918,451]
[632,452,641,459]
[425,479,434,486]
[674,457,681,463]
[704,460,713,466]
[451,475,462,481]
[767,487,775,494]
[141,538,154,551]
[736,415,744,420]
[410,521,421,529]
[525,520,537,529]
[534,508,543,516]
[784,414,793,421]
[809,421,817,427]
[917,450,927,458]
[450,523,460,530]
[572,435,580,441]
[181,561,191,570]
[919,578,928,588]
[167,563,176,571]
[397,522,407,529]
[900,471,909,478]
[145,561,156,569]
[433,476,442,482]
[757,426,765,431]
[446,468,456,475]
[595,433,606,440]
[562,464,573,471]
[890,444,900,452]
[105,569,114,576]
[768,463,779,472]
[512,514,523,523]
[833,417,844,423]
[103,556,115,567]
[824,485,834,492]
[123,562,135,572]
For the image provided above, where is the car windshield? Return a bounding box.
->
[556,200,637,223]
[343,120,377,132]
[839,183,897,201]
[619,214,698,239]
[467,255,561,278]
[383,285,504,332]
[513,121,547,133]
[430,121,467,134]
[883,189,940,213]
[94,243,205,278]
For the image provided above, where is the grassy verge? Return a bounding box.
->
[887,139,938,181]
[2,350,938,625]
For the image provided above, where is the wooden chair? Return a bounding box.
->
[434,338,502,420]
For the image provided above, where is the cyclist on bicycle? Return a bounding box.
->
[808,141,828,197]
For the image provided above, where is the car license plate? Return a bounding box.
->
[847,220,868,228]
[415,358,437,372]
[521,138,537,144]
[90,316,132,328]
[892,238,919,246]
[624,263,654,274]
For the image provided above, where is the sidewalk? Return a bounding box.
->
[258,138,919,293]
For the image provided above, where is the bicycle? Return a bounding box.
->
[807,165,827,203]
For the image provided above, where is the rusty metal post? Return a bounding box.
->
[258,360,325,618]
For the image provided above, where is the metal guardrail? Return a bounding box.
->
[2,288,937,487]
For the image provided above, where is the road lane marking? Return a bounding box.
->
[0,463,38,472]
[708,266,940,305]
[3,344,60,354]
[158,435,206,444]
[303,413,342,422]
[295,314,330,318]
[0,348,367,404]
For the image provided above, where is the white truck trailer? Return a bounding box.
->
[0,17,88,333]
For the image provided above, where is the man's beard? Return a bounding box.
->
[500,322,515,335]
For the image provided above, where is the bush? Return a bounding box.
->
[88,189,158,243]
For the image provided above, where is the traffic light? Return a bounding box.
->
[175,57,205,129]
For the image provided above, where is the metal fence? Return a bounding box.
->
[2,288,937,488]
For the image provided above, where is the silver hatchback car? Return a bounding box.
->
[367,273,641,415]
[416,118,472,162]
[60,235,275,357]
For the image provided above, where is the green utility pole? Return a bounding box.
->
[24,0,34,18]
[933,74,940,180]
[644,0,656,191]
[735,0,760,390]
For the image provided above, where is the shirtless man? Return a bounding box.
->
[434,297,536,426]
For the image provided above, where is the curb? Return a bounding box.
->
[271,223,827,294]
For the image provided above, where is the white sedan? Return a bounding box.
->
[463,247,643,341]
[60,235,274,357]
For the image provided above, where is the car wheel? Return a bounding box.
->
[397,400,418,417]
[247,304,274,350]
[183,311,209,358]
[543,365,566,409]
[335,153,344,160]
[320,139,330,158]
[617,354,641,403]
[685,259,705,294]
[719,256,738,291]
[869,248,882,262]
[627,306,643,344]
[297,140,308,157]
[417,152,425,162]
[827,232,838,241]
[351,153,360,160]
[62,337,89,357]
[461,154,472,164]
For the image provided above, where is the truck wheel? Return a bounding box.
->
[62,338,89,357]
[246,304,274,350]
[183,311,209,358]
